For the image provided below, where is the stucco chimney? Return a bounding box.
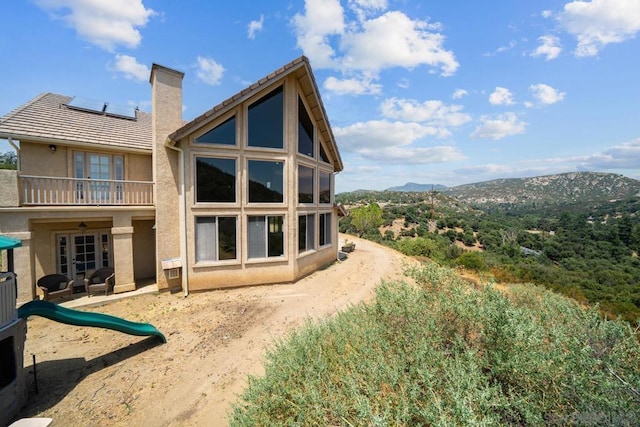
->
[150,64,184,291]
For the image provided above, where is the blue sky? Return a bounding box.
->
[1,0,639,193]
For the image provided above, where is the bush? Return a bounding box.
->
[231,264,640,426]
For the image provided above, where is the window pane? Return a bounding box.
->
[320,144,330,163]
[195,116,236,145]
[298,166,314,204]
[196,157,236,202]
[298,215,307,252]
[196,217,217,262]
[268,216,284,257]
[248,86,283,149]
[248,216,266,258]
[307,214,315,250]
[248,160,283,203]
[218,217,237,260]
[319,213,331,246]
[319,171,331,204]
[319,214,326,246]
[298,97,314,157]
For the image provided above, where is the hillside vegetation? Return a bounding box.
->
[337,172,640,323]
[231,263,640,425]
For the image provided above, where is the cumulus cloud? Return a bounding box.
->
[247,15,264,39]
[323,76,382,95]
[531,35,562,60]
[529,83,566,105]
[452,89,468,99]
[380,98,471,127]
[558,0,640,57]
[293,0,458,78]
[335,120,449,152]
[34,0,155,51]
[471,113,527,140]
[196,57,225,85]
[292,0,346,68]
[489,87,515,106]
[112,54,149,81]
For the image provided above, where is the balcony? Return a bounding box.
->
[19,175,154,206]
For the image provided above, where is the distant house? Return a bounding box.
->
[0,56,343,302]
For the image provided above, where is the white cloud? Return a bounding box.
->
[380,98,471,127]
[360,145,465,164]
[35,0,155,51]
[558,0,640,57]
[531,35,562,60]
[577,138,640,169]
[292,0,346,68]
[542,10,553,18]
[323,76,382,95]
[452,89,468,99]
[293,1,458,77]
[112,54,149,81]
[340,11,458,76]
[196,57,225,85]
[247,15,264,39]
[471,113,527,140]
[529,83,566,105]
[489,87,515,106]
[484,40,517,56]
[335,120,450,153]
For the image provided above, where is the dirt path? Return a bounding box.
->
[17,235,418,426]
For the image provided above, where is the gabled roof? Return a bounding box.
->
[168,56,343,172]
[0,93,152,153]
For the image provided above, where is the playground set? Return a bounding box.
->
[0,235,165,426]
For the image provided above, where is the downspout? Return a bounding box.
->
[8,137,20,170]
[165,141,189,297]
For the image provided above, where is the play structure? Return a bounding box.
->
[0,234,165,426]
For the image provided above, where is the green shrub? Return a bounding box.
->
[231,263,640,426]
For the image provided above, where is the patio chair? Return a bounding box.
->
[37,274,74,301]
[84,267,115,297]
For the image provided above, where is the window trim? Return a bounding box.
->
[319,169,332,205]
[319,212,332,247]
[298,213,316,255]
[246,214,287,263]
[192,110,238,147]
[298,164,315,205]
[246,158,286,205]
[246,84,285,151]
[194,215,239,266]
[194,154,238,205]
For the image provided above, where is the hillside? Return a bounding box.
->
[446,172,640,205]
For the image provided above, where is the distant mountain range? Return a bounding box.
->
[385,182,448,192]
[379,172,640,205]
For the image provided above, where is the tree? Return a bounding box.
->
[350,203,384,237]
[0,151,17,170]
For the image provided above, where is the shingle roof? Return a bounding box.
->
[168,56,343,172]
[0,93,152,152]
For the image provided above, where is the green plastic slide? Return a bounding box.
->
[17,300,166,343]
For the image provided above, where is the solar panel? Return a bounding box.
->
[67,96,106,113]
[105,103,137,119]
[66,96,137,120]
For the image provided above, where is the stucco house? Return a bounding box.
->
[0,56,343,303]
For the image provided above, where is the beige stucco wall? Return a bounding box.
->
[133,219,156,280]
[0,169,19,207]
[151,65,184,292]
[175,73,339,291]
[0,206,154,302]
[18,140,152,181]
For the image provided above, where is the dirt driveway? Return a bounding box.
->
[16,235,418,426]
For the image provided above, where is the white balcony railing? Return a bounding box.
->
[20,175,154,206]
